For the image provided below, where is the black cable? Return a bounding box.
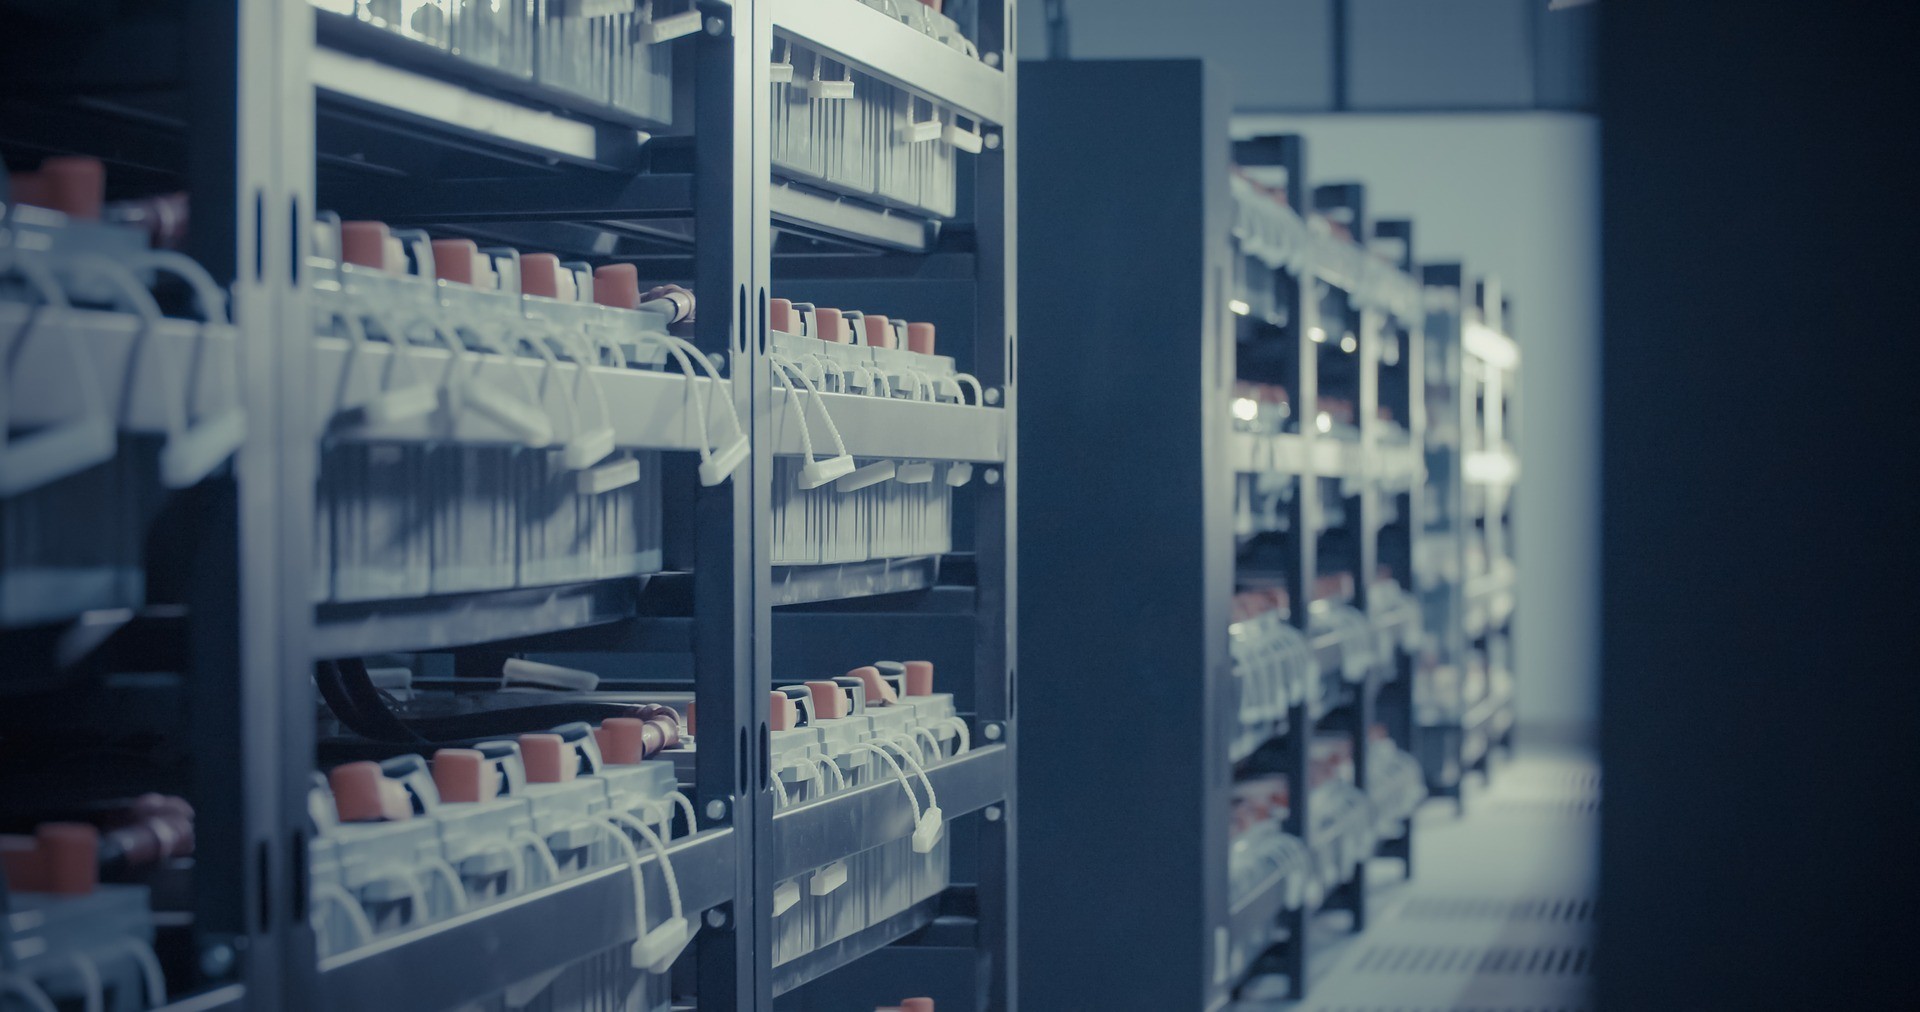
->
[318,657,657,749]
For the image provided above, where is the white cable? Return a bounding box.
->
[771,772,791,809]
[610,812,684,924]
[773,357,848,459]
[310,882,375,950]
[515,830,564,887]
[633,334,714,462]
[667,791,700,840]
[419,856,470,915]
[953,372,985,406]
[853,743,923,818]
[65,949,102,1012]
[909,726,944,764]
[592,816,653,966]
[116,937,167,1010]
[942,716,972,755]
[815,755,847,792]
[875,738,939,813]
[662,334,746,447]
[0,974,58,1012]
[769,355,819,465]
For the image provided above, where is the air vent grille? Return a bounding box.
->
[1398,897,1596,924]
[1348,944,1591,977]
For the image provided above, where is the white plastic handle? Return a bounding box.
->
[835,458,896,492]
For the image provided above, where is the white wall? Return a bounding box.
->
[1234,113,1602,733]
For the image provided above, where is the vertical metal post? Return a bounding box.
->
[973,2,1018,1007]
[180,0,307,1002]
[693,1,767,1006]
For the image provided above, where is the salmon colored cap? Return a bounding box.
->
[432,239,480,284]
[330,762,397,823]
[37,823,99,895]
[597,718,647,765]
[771,691,798,731]
[521,253,561,298]
[684,701,696,736]
[340,221,391,269]
[862,315,895,348]
[901,1000,935,1012]
[40,156,105,220]
[904,661,934,697]
[520,734,574,784]
[0,835,46,893]
[770,298,794,333]
[433,749,488,804]
[849,665,897,705]
[805,680,848,719]
[815,307,846,343]
[594,263,640,308]
[906,322,935,355]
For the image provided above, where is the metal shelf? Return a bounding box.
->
[1231,432,1309,475]
[313,578,643,658]
[771,744,1008,881]
[154,984,245,1012]
[0,302,241,436]
[313,43,610,166]
[770,898,941,997]
[313,11,668,138]
[319,827,735,1012]
[771,391,1007,463]
[770,555,942,606]
[311,336,734,451]
[772,0,1009,123]
[770,181,935,252]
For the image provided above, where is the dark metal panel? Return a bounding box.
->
[1015,58,1230,1011]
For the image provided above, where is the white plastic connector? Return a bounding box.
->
[578,455,643,495]
[912,806,945,854]
[0,250,116,497]
[773,880,802,916]
[895,462,935,484]
[643,2,703,43]
[835,459,896,492]
[563,425,616,471]
[946,461,974,487]
[810,860,849,895]
[799,454,856,489]
[611,812,689,974]
[700,433,750,486]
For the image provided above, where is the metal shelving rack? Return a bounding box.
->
[1,0,1016,1008]
[1417,264,1520,806]
[1016,63,1424,1008]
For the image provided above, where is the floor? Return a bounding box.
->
[1241,744,1599,1012]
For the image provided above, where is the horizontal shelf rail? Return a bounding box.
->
[772,0,1008,123]
[318,827,734,1012]
[771,744,1008,881]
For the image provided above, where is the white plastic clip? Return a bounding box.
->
[946,461,973,486]
[807,59,855,100]
[943,116,984,154]
[643,2,704,44]
[773,880,802,916]
[700,434,751,486]
[809,860,849,895]
[895,461,935,484]
[578,455,643,495]
[771,38,795,83]
[799,453,856,489]
[835,459,896,492]
[912,806,944,854]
